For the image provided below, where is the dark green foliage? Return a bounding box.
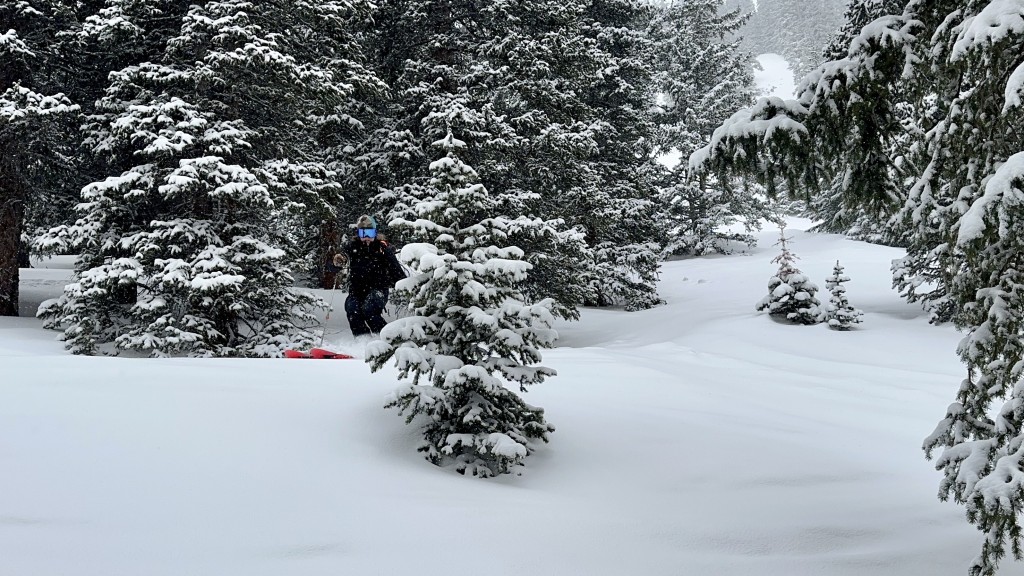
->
[365,0,662,316]
[694,0,915,222]
[648,0,771,257]
[0,1,87,316]
[697,0,1024,572]
[368,133,557,477]
[572,0,664,310]
[37,0,382,356]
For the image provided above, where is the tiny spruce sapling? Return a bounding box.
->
[824,260,863,330]
[756,224,822,325]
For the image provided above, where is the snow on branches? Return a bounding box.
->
[688,96,809,198]
[37,0,381,356]
[368,131,557,478]
[824,260,863,330]
[756,224,822,325]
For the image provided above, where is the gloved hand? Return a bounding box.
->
[332,253,347,267]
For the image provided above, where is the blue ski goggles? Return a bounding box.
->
[357,228,377,239]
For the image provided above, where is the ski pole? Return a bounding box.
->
[319,265,340,347]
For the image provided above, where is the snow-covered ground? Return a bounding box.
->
[3,219,1020,576]
[754,53,797,98]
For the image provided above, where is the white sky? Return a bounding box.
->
[3,218,1020,576]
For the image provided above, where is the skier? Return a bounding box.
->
[327,215,406,337]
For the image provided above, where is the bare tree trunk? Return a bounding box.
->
[319,220,342,289]
[0,191,24,317]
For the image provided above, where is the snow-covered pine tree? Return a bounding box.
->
[367,131,557,477]
[649,0,755,159]
[363,0,646,317]
[693,0,919,219]
[805,0,910,243]
[756,224,821,324]
[915,1,1024,573]
[823,260,862,330]
[470,0,605,317]
[37,0,382,356]
[822,0,908,61]
[291,4,386,290]
[647,0,772,256]
[658,179,776,256]
[695,0,1024,572]
[572,0,664,310]
[22,2,194,255]
[690,5,918,299]
[0,1,82,316]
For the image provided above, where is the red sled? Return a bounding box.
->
[283,348,355,360]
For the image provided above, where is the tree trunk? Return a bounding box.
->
[319,220,342,289]
[0,191,24,317]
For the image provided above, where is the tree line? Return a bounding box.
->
[1,0,765,354]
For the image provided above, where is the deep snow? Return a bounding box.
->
[3,219,1021,576]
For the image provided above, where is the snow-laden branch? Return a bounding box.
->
[688,96,808,172]
[958,152,1024,245]
[952,0,1024,60]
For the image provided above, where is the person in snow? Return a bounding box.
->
[327,215,406,337]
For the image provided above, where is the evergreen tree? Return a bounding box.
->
[807,0,910,242]
[650,0,755,158]
[694,0,1024,571]
[659,179,773,255]
[572,0,664,310]
[367,131,557,477]
[822,0,907,61]
[295,5,387,290]
[647,0,771,256]
[823,259,862,330]
[21,2,193,252]
[0,1,82,316]
[475,0,614,315]
[357,0,586,318]
[364,0,658,315]
[38,0,382,356]
[917,1,1024,571]
[756,224,821,324]
[692,1,913,236]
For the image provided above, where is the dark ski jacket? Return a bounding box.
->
[336,237,405,298]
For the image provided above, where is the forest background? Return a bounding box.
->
[5,1,1024,573]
